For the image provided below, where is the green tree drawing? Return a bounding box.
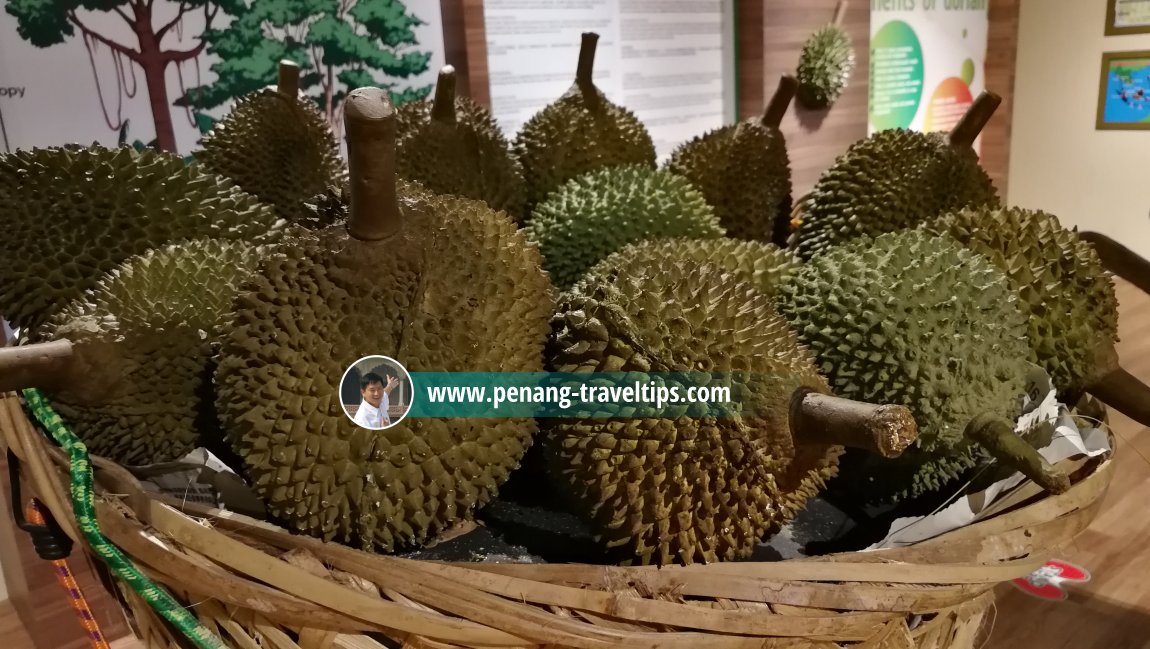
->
[6,0,233,152]
[179,0,433,135]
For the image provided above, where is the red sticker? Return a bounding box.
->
[1011,560,1091,600]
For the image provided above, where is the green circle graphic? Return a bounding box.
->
[869,20,924,131]
[961,58,976,85]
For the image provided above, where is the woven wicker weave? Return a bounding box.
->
[0,392,1114,649]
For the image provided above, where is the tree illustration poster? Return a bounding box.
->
[0,0,445,154]
[869,0,989,152]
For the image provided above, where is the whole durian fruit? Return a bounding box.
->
[0,144,285,333]
[796,2,856,110]
[514,32,657,213]
[547,241,919,565]
[395,65,527,222]
[664,76,797,245]
[776,229,1068,502]
[0,239,276,465]
[927,207,1120,396]
[194,61,345,228]
[214,88,555,552]
[791,92,1002,260]
[526,165,725,289]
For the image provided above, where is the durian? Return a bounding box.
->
[514,33,657,213]
[791,92,1002,260]
[796,1,856,110]
[0,239,275,465]
[546,241,919,565]
[214,87,555,551]
[664,76,797,245]
[776,229,1068,502]
[0,144,284,333]
[932,211,1150,429]
[618,238,799,299]
[194,61,345,228]
[526,165,726,289]
[395,66,527,222]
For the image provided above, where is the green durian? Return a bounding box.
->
[776,229,1061,502]
[194,61,345,229]
[0,144,284,333]
[927,207,1120,395]
[791,92,1002,260]
[514,32,657,212]
[664,77,797,245]
[526,165,725,289]
[615,238,799,300]
[0,239,276,465]
[546,241,919,565]
[214,88,555,551]
[796,3,856,109]
[395,65,527,222]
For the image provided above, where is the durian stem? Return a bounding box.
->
[964,414,1070,494]
[344,87,401,242]
[948,90,1002,148]
[576,32,599,85]
[0,340,73,393]
[431,65,457,124]
[1079,231,1150,297]
[762,76,799,128]
[1086,365,1150,428]
[833,0,849,27]
[278,60,300,97]
[789,389,919,458]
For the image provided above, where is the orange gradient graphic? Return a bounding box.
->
[924,77,974,132]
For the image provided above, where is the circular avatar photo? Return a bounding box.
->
[340,355,413,430]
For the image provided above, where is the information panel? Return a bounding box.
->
[482,0,736,161]
[869,0,989,151]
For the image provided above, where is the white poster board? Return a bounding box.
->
[0,1,445,155]
[869,0,989,152]
[481,0,736,161]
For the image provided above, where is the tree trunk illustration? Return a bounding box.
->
[141,58,177,152]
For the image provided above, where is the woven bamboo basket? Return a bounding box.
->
[0,389,1116,649]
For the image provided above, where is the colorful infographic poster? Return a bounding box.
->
[869,0,989,152]
[0,1,445,155]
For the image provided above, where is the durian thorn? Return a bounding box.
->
[762,76,799,128]
[278,60,300,97]
[1078,230,1150,297]
[1086,365,1150,429]
[0,339,74,393]
[431,65,457,125]
[948,90,1002,148]
[344,87,402,242]
[964,414,1070,495]
[576,32,600,85]
[833,0,849,27]
[788,388,919,459]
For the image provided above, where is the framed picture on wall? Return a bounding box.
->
[1096,50,1150,130]
[1106,0,1150,36]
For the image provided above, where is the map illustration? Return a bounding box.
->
[1102,57,1150,125]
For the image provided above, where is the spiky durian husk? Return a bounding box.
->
[928,207,1120,394]
[792,130,999,260]
[0,144,284,333]
[796,25,855,109]
[526,166,725,289]
[38,239,275,465]
[395,97,527,222]
[195,89,345,227]
[664,121,792,242]
[300,183,351,230]
[215,183,555,552]
[776,229,1030,502]
[515,84,657,212]
[603,238,799,300]
[546,243,840,566]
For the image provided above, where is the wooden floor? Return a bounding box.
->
[3,280,1150,649]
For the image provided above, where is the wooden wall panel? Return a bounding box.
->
[983,0,1021,197]
[439,0,491,104]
